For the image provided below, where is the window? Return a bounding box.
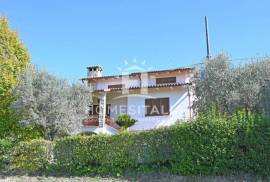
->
[89,104,111,116]
[145,98,170,116]
[108,84,124,89]
[156,77,176,84]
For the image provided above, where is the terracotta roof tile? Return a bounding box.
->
[93,82,191,92]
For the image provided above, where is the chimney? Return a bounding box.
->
[87,66,103,78]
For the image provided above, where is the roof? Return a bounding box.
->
[93,82,191,92]
[82,67,193,81]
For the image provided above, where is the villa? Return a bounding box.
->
[81,65,194,134]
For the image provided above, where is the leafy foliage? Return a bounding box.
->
[11,139,52,172]
[0,17,30,139]
[193,54,270,115]
[258,80,270,118]
[0,139,13,169]
[231,111,270,175]
[10,110,268,176]
[12,66,91,141]
[116,114,137,128]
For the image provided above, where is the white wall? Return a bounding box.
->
[127,87,191,131]
[145,72,192,87]
[92,71,193,91]
[89,86,192,132]
[107,93,128,120]
[94,78,140,90]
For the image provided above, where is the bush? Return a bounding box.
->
[53,110,270,176]
[7,110,270,176]
[53,134,136,175]
[171,110,238,175]
[0,139,12,170]
[11,139,52,173]
[230,111,270,176]
[53,128,173,175]
[116,114,137,128]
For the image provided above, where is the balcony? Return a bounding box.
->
[82,115,119,130]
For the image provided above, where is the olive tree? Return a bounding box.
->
[12,66,90,140]
[259,79,270,117]
[233,60,270,111]
[193,54,270,115]
[193,54,235,113]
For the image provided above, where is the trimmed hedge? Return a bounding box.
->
[10,111,270,176]
[52,111,270,176]
[0,139,12,170]
[53,129,173,175]
[11,139,52,172]
[231,112,270,175]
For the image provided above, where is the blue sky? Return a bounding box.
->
[1,0,270,80]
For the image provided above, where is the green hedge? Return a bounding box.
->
[53,111,270,176]
[10,110,270,176]
[53,129,173,175]
[231,112,270,175]
[0,139,12,170]
[11,139,52,172]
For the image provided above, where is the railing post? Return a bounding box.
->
[98,92,107,128]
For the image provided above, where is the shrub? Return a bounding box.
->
[0,139,12,170]
[53,134,136,175]
[11,139,52,173]
[171,110,238,175]
[116,114,137,128]
[7,110,270,176]
[53,128,175,175]
[53,110,270,176]
[230,111,270,176]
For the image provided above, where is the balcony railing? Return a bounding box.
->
[82,115,119,130]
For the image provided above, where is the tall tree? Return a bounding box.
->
[12,67,91,141]
[0,17,30,138]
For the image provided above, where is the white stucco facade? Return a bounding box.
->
[82,67,194,134]
[127,87,192,131]
[91,72,192,91]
